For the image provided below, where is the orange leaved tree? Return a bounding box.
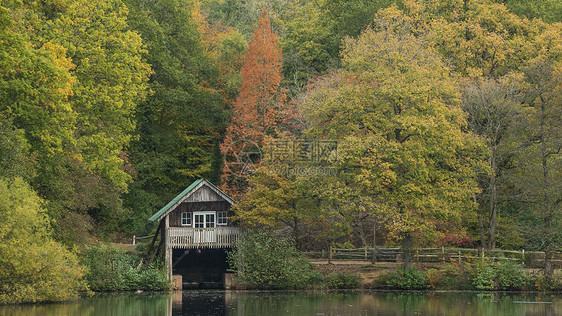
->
[220,10,286,198]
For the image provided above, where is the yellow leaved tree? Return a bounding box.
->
[0,178,88,304]
[298,8,487,268]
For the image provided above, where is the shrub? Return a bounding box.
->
[425,269,442,289]
[138,269,170,291]
[474,262,496,290]
[438,263,473,290]
[533,275,562,291]
[385,269,428,290]
[227,230,319,289]
[79,244,168,292]
[324,273,360,289]
[496,261,529,290]
[0,178,89,304]
[471,260,529,291]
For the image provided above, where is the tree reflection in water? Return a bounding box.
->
[0,291,558,316]
[176,291,557,316]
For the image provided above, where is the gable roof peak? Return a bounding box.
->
[148,179,234,222]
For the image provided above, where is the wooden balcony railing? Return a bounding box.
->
[167,227,240,249]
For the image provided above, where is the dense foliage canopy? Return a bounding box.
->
[2,0,562,302]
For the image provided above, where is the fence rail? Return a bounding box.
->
[132,234,155,245]
[305,247,562,267]
[167,227,240,249]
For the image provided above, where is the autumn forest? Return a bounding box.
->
[1,0,562,303]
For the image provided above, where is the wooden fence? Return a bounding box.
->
[305,247,562,267]
[167,227,240,249]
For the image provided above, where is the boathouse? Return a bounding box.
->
[148,179,240,288]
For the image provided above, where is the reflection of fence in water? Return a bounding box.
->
[305,247,562,267]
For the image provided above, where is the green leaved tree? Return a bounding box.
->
[0,2,75,159]
[123,0,229,234]
[10,0,152,242]
[48,0,151,191]
[298,8,487,268]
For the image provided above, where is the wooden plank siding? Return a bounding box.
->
[185,185,223,202]
[168,201,233,227]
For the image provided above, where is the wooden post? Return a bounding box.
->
[373,221,378,264]
[458,250,461,263]
[133,235,136,246]
[522,249,525,263]
[328,245,332,264]
[416,249,419,263]
[146,221,163,265]
[442,246,445,262]
[164,215,172,282]
[373,221,376,254]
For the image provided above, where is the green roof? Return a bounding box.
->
[148,179,234,222]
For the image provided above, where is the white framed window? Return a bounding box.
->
[193,212,215,228]
[181,212,192,226]
[217,211,227,225]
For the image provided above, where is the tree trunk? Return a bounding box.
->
[373,218,377,248]
[539,100,554,276]
[403,233,413,270]
[477,211,486,250]
[293,217,300,250]
[545,249,554,276]
[542,180,554,276]
[488,150,498,251]
[356,216,368,249]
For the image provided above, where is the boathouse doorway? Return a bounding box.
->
[172,248,230,289]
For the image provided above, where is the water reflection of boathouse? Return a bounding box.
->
[148,179,240,289]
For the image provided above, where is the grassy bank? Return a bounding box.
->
[312,260,562,292]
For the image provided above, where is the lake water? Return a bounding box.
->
[0,291,560,316]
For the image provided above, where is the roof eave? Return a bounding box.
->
[148,179,235,222]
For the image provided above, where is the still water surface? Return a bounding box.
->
[0,291,560,316]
